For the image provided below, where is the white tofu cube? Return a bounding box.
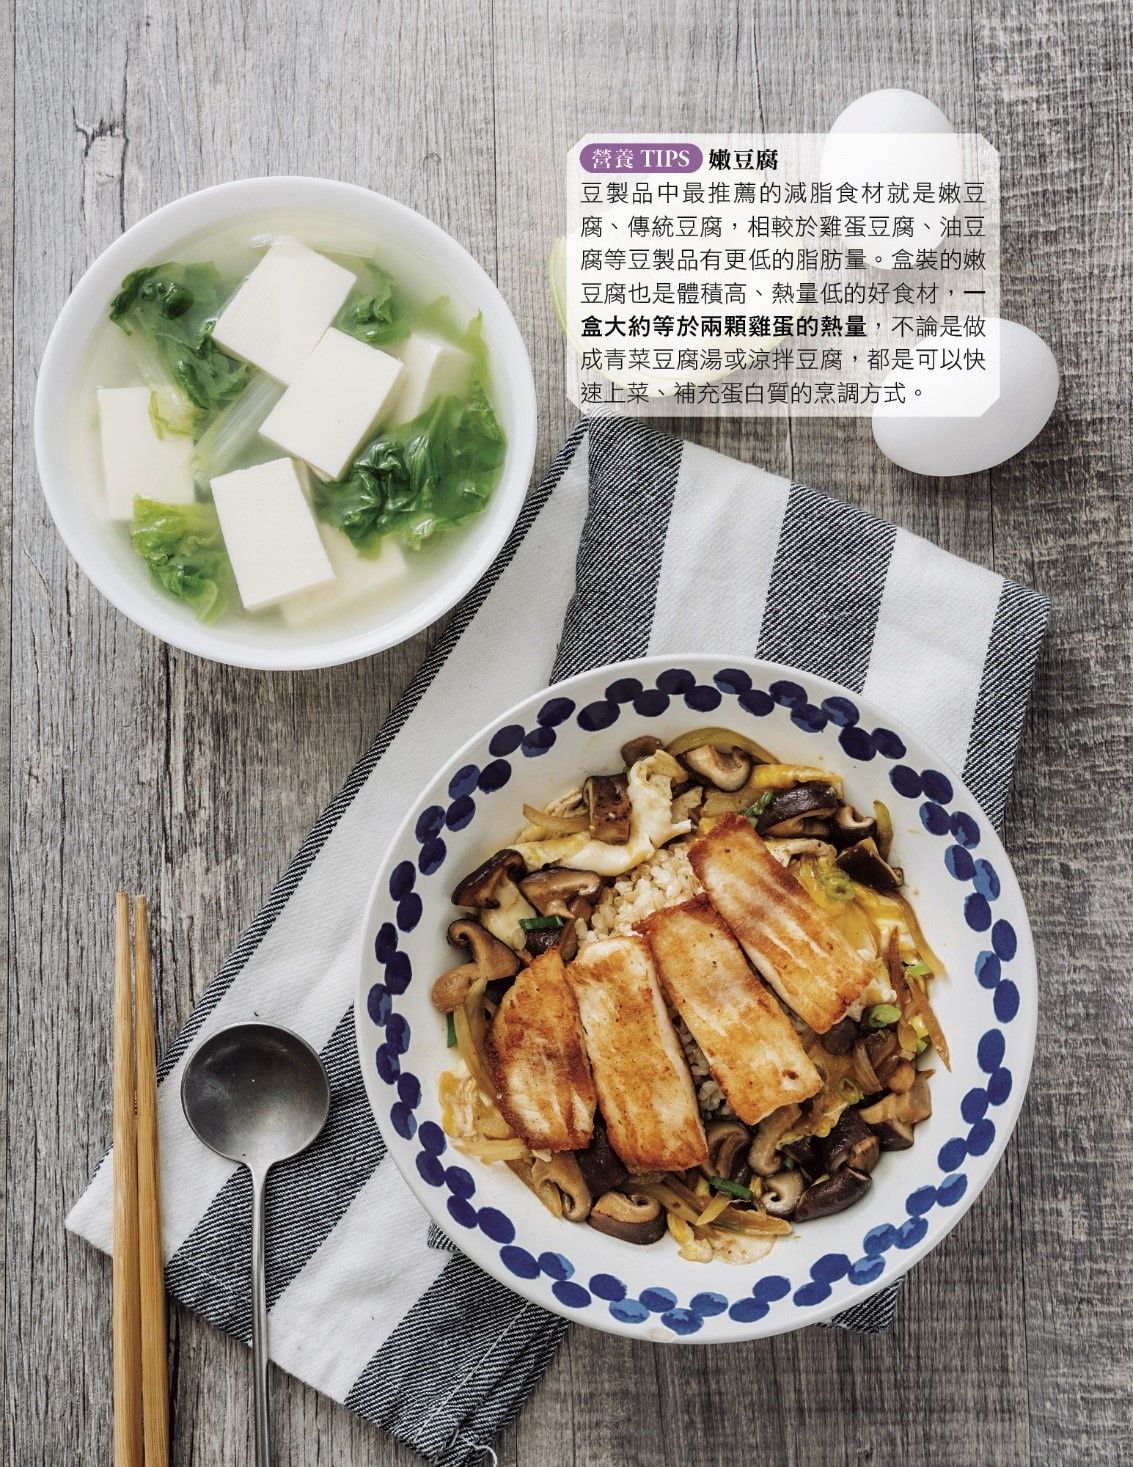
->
[210,457,333,611]
[212,241,356,385]
[259,329,404,479]
[389,331,473,424]
[279,525,408,628]
[97,387,195,520]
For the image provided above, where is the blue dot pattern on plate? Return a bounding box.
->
[360,665,1022,1338]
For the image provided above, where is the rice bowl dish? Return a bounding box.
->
[355,656,1037,1340]
[430,727,948,1265]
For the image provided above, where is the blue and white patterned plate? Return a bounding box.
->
[354,656,1037,1342]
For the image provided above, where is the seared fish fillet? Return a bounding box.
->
[640,896,822,1124]
[689,813,874,1033]
[486,949,596,1153]
[566,936,708,1171]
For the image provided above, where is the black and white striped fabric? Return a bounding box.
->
[67,416,1048,1464]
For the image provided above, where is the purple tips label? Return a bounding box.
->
[580,142,703,173]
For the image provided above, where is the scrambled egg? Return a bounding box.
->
[512,754,691,877]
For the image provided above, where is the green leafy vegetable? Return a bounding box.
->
[111,263,248,419]
[335,262,408,347]
[130,498,232,621]
[314,381,506,552]
[519,915,566,932]
[707,1176,755,1201]
[445,1012,458,1048]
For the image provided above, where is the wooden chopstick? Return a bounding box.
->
[112,892,143,1467]
[134,895,170,1467]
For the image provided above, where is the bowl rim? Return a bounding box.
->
[353,653,1038,1342]
[33,175,537,671]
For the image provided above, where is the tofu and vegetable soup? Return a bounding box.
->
[75,217,506,628]
[430,729,948,1263]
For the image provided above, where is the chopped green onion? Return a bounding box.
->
[904,960,933,977]
[519,914,565,932]
[742,791,774,824]
[708,1175,755,1201]
[445,1012,457,1047]
[916,1036,929,1055]
[866,1003,902,1028]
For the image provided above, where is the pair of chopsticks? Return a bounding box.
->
[113,893,169,1467]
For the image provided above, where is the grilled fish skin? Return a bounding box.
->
[485,949,596,1152]
[566,935,708,1172]
[689,813,874,1033]
[640,895,822,1124]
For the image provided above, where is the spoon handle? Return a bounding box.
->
[250,1169,271,1467]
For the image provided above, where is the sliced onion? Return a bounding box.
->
[852,1038,884,1095]
[886,929,951,1069]
[665,726,778,763]
[695,1192,732,1227]
[521,802,589,835]
[459,1137,529,1162]
[873,799,894,859]
[717,1206,792,1236]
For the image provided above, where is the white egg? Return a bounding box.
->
[872,319,1059,477]
[823,91,960,266]
[830,89,954,136]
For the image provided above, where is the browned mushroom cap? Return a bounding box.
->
[524,919,580,965]
[705,1119,750,1180]
[821,1109,881,1175]
[519,867,604,917]
[620,734,663,767]
[821,1016,860,1056]
[859,1072,932,1127]
[575,1115,629,1197]
[430,919,522,1012]
[451,849,527,909]
[871,1117,916,1150]
[762,1169,805,1217]
[583,775,632,844]
[829,804,878,850]
[757,783,840,836]
[587,1190,666,1245]
[835,837,904,893]
[793,1167,871,1222]
[884,1059,918,1094]
[748,1103,801,1175]
[782,1135,823,1180]
[681,744,753,792]
[531,1153,593,1222]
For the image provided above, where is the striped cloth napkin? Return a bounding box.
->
[67,415,1048,1466]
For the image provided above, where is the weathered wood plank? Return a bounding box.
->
[0,0,14,1441]
[977,2,1133,1464]
[6,0,492,1464]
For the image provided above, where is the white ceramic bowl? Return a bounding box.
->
[34,177,536,670]
[355,655,1037,1341]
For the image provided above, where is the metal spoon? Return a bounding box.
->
[181,1023,331,1467]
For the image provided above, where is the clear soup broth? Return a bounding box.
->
[71,209,507,639]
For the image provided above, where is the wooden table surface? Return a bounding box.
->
[3,1,1130,1463]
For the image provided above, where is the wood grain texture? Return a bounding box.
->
[3,1,1129,1465]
